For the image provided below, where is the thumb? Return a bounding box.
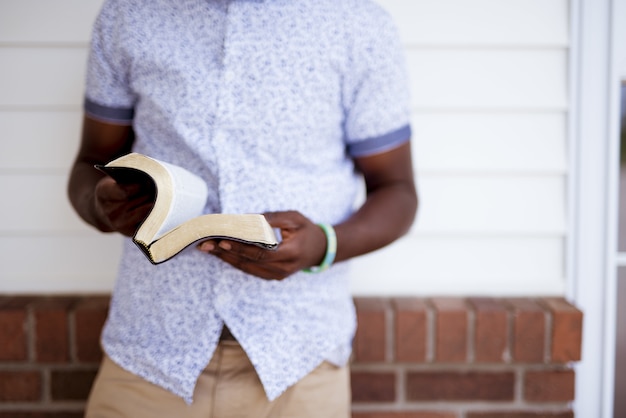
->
[263,211,303,230]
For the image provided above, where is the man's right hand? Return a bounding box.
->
[68,115,141,235]
[93,176,155,237]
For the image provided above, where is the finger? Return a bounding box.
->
[263,211,302,229]
[125,202,154,222]
[125,193,155,212]
[210,249,289,280]
[103,198,152,232]
[97,177,129,201]
[197,240,217,252]
[217,240,274,262]
[118,182,143,197]
[210,238,292,267]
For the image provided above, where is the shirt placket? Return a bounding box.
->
[211,0,242,214]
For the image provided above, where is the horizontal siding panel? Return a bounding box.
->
[2,174,565,234]
[0,175,88,232]
[408,49,567,109]
[2,0,569,47]
[350,236,565,296]
[412,112,566,172]
[0,111,82,170]
[0,0,102,44]
[0,48,567,110]
[377,0,568,46]
[0,47,87,107]
[0,234,564,296]
[414,175,566,234]
[0,235,120,293]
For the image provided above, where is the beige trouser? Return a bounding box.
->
[85,341,351,418]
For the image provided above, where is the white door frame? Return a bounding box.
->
[569,0,625,416]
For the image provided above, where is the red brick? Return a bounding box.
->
[0,413,84,418]
[470,298,508,363]
[33,297,76,363]
[432,298,467,362]
[507,298,546,363]
[50,368,98,401]
[0,298,28,361]
[354,298,387,362]
[74,296,109,363]
[467,412,573,418]
[0,296,39,309]
[406,371,515,401]
[351,371,396,402]
[0,370,42,401]
[393,297,428,362]
[353,412,456,418]
[524,369,575,402]
[542,298,583,362]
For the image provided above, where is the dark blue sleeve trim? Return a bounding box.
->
[84,98,134,124]
[347,124,412,157]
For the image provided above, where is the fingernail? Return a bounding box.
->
[198,242,214,252]
[218,241,231,251]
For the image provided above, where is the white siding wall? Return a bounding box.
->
[355,0,570,295]
[0,0,570,296]
[0,0,120,292]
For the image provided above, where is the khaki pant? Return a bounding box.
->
[85,341,351,418]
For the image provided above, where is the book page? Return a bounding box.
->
[152,161,209,240]
[149,214,279,263]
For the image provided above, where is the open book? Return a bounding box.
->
[97,153,279,264]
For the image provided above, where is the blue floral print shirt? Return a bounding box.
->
[85,0,411,403]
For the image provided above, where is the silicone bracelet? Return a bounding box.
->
[303,223,337,273]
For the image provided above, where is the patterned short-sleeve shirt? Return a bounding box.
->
[85,0,411,403]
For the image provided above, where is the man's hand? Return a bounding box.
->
[68,116,139,234]
[93,176,155,237]
[197,211,327,280]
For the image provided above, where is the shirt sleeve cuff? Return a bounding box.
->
[347,124,411,157]
[84,97,134,125]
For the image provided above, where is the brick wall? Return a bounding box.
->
[352,297,582,418]
[0,295,582,417]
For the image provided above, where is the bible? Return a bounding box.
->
[97,153,279,264]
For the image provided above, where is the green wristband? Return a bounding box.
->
[303,223,337,273]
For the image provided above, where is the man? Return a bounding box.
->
[68,0,417,416]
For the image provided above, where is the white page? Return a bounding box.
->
[153,161,208,240]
